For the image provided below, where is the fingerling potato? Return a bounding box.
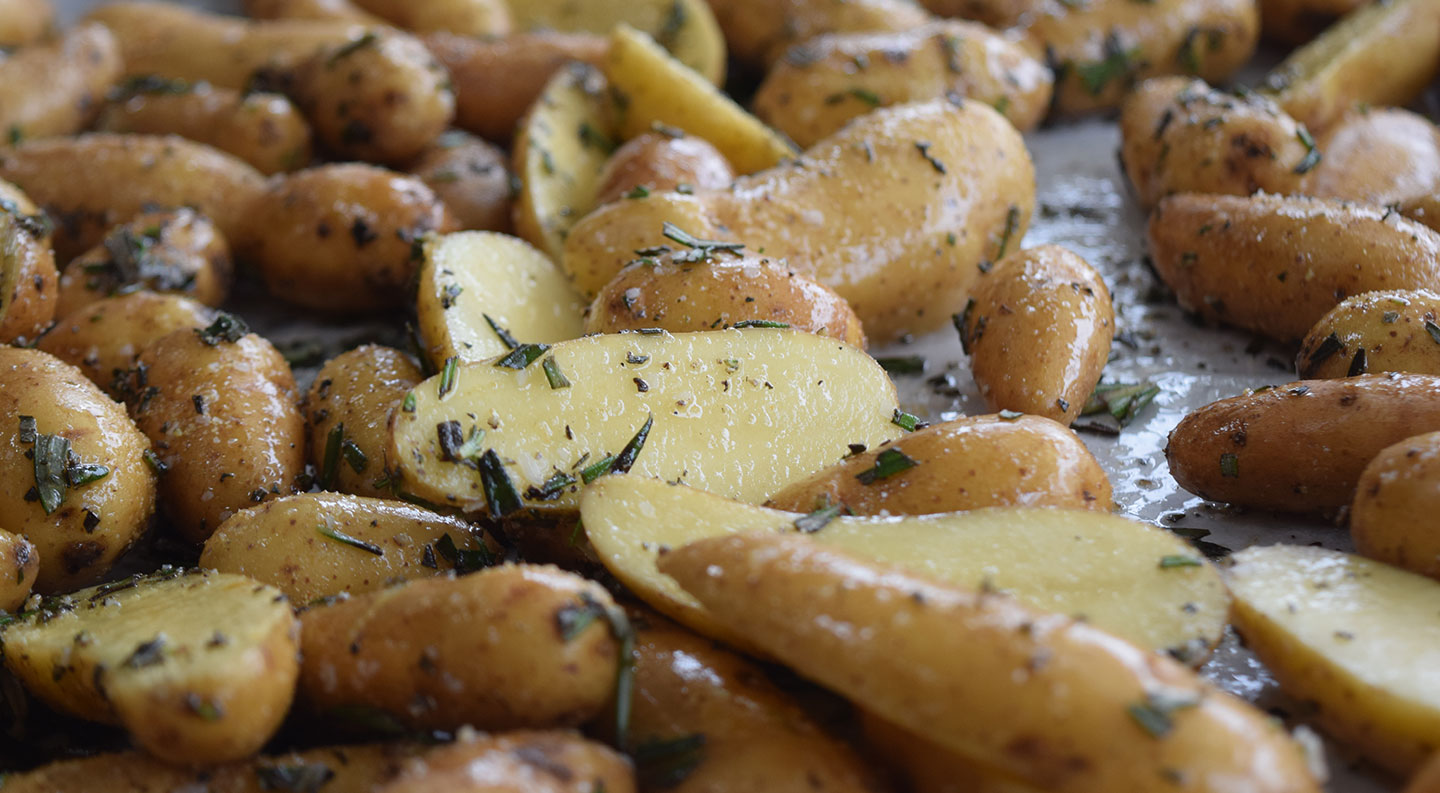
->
[1296,290,1440,379]
[706,0,930,67]
[863,711,1046,793]
[1305,108,1440,206]
[347,0,510,36]
[244,0,384,24]
[1259,0,1368,46]
[409,130,514,233]
[1350,431,1440,581]
[380,730,635,793]
[0,24,122,142]
[504,0,726,86]
[306,345,424,499]
[0,0,52,48]
[594,131,735,206]
[0,204,57,345]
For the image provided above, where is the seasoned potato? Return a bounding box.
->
[767,414,1113,515]
[201,492,499,603]
[306,345,424,499]
[0,205,57,345]
[563,100,1035,344]
[346,0,509,36]
[659,533,1317,792]
[706,0,930,67]
[0,133,265,263]
[0,24,122,142]
[1227,545,1440,775]
[299,564,624,731]
[957,245,1112,425]
[426,31,608,145]
[863,712,1045,793]
[244,0,384,24]
[388,329,903,516]
[1118,77,1315,208]
[505,0,726,86]
[914,0,1037,28]
[1166,374,1440,514]
[594,131,735,206]
[1296,290,1440,379]
[415,231,585,368]
[237,164,454,313]
[1304,108,1440,206]
[1350,431,1440,581]
[129,318,305,544]
[380,730,635,793]
[585,254,866,346]
[0,529,36,613]
[0,0,52,48]
[409,130,514,233]
[37,292,214,400]
[1148,193,1440,341]
[56,209,231,318]
[1259,0,1368,46]
[96,81,313,175]
[1410,754,1440,793]
[754,21,1054,147]
[1,569,300,765]
[605,25,796,176]
[0,347,155,593]
[584,475,1225,658]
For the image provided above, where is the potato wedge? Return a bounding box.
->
[659,532,1318,793]
[1350,431,1440,581]
[1,569,300,765]
[416,231,586,368]
[0,24,122,142]
[505,0,725,86]
[1305,108,1440,206]
[1296,290,1440,379]
[1227,544,1440,775]
[389,328,901,516]
[380,730,636,793]
[583,475,1229,661]
[604,25,796,175]
[0,204,58,345]
[307,345,424,499]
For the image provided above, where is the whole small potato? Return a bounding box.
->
[766,414,1113,515]
[408,130,514,233]
[306,344,423,499]
[585,254,866,346]
[594,131,736,206]
[0,529,37,613]
[0,24,122,142]
[957,244,1113,425]
[348,0,510,36]
[0,0,53,48]
[55,209,232,318]
[1305,108,1440,206]
[381,731,634,793]
[1119,77,1314,208]
[1297,290,1440,379]
[1351,430,1440,581]
[129,318,305,543]
[0,347,156,593]
[37,292,215,399]
[1259,0,1367,46]
[706,0,930,67]
[0,207,58,346]
[1403,193,1440,234]
[237,164,455,312]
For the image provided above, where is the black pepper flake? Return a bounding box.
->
[914,140,947,174]
[634,377,649,392]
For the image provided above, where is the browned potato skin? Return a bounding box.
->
[0,529,37,613]
[1166,374,1440,514]
[0,24,122,142]
[0,133,266,263]
[349,0,511,36]
[1149,193,1440,341]
[200,492,498,602]
[753,21,1054,147]
[1305,108,1440,206]
[306,344,423,499]
[409,130,514,233]
[56,209,232,319]
[766,414,1113,515]
[288,30,456,166]
[863,711,1044,793]
[96,85,314,176]
[1403,193,1440,233]
[594,132,736,206]
[0,348,156,593]
[299,565,621,731]
[585,255,867,346]
[0,0,53,48]
[1259,0,1367,46]
[1407,752,1440,793]
[379,731,634,793]
[237,164,455,312]
[1296,290,1440,380]
[1350,431,1440,580]
[37,292,214,400]
[245,0,385,24]
[959,245,1112,425]
[425,31,608,143]
[0,208,58,345]
[706,0,931,67]
[914,0,1043,30]
[1118,78,1312,208]
[130,326,305,543]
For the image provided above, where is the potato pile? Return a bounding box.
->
[0,0,1437,788]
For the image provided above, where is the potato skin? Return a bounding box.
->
[1259,0,1366,46]
[350,0,510,36]
[245,0,385,23]
[0,133,266,263]
[1296,290,1440,380]
[754,21,1054,147]
[380,731,634,793]
[237,164,454,312]
[299,564,622,731]
[306,345,423,499]
[958,245,1112,425]
[594,132,735,206]
[1166,374,1440,514]
[1305,109,1440,206]
[585,255,866,346]
[409,130,514,233]
[0,24,122,142]
[1148,193,1440,341]
[766,414,1112,515]
[0,529,37,613]
[1350,431,1440,581]
[706,0,930,67]
[130,324,305,543]
[0,207,58,345]
[37,292,214,400]
[1118,77,1312,208]
[0,0,53,47]
[201,492,498,603]
[863,711,1045,793]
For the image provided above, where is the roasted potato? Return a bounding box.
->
[306,345,424,499]
[0,0,52,48]
[593,131,735,206]
[1,569,300,765]
[0,529,37,613]
[244,0,384,24]
[379,730,636,793]
[0,24,122,142]
[863,711,1047,793]
[1259,0,1368,46]
[0,202,57,345]
[1350,431,1440,581]
[1166,374,1440,514]
[706,0,930,67]
[1304,108,1440,206]
[408,130,514,233]
[347,0,509,36]
[1296,289,1440,379]
[1410,753,1440,793]
[504,0,726,85]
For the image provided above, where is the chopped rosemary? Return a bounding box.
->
[891,409,922,431]
[542,356,571,388]
[856,448,919,485]
[794,500,844,533]
[317,523,384,556]
[1294,127,1321,174]
[1158,554,1202,569]
[483,314,521,349]
[494,343,549,370]
[731,320,790,329]
[194,313,248,345]
[477,449,523,517]
[437,356,459,399]
[320,423,344,488]
[1219,453,1239,478]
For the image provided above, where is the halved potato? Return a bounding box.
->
[503,0,725,86]
[1227,544,1440,775]
[582,475,1230,662]
[416,231,586,368]
[388,328,902,515]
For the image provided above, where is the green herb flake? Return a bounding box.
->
[994,205,1021,260]
[1081,382,1160,427]
[1127,690,1201,738]
[731,320,790,329]
[341,439,368,474]
[320,423,344,488]
[555,593,608,642]
[661,221,744,263]
[635,734,707,788]
[494,343,550,370]
[317,523,384,556]
[434,532,494,573]
[1219,453,1239,478]
[794,500,844,533]
[543,356,572,389]
[526,471,577,501]
[1294,126,1321,174]
[478,449,523,517]
[891,409,922,432]
[31,434,71,515]
[1426,320,1440,345]
[580,454,618,485]
[914,140,947,174]
[626,184,652,199]
[1158,554,1202,569]
[483,313,522,350]
[611,414,654,474]
[437,356,460,400]
[856,448,919,485]
[402,392,417,413]
[194,313,249,346]
[875,355,926,375]
[1074,35,1141,96]
[327,31,378,66]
